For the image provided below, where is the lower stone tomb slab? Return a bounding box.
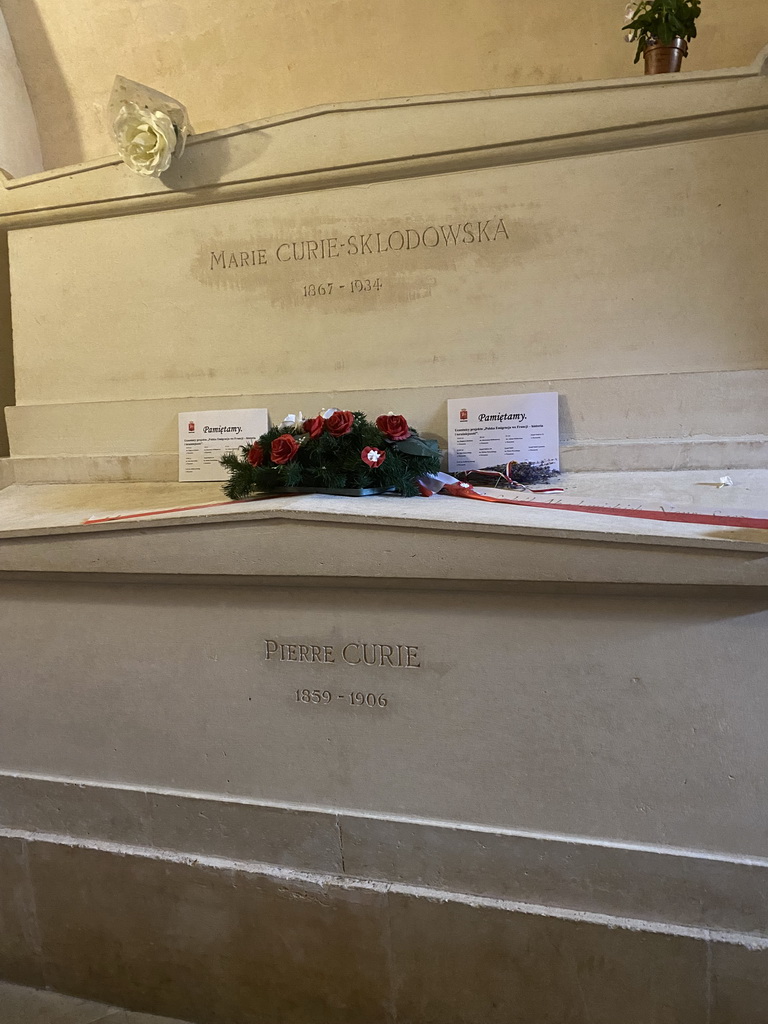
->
[0,475,768,1021]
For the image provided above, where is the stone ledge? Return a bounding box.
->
[7,370,768,473]
[2,44,767,229]
[1,772,767,940]
[0,459,13,491]
[8,439,768,487]
[2,832,768,1022]
[1,478,768,584]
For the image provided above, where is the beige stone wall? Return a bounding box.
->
[11,134,768,409]
[4,58,767,474]
[0,10,40,457]
[1,0,766,171]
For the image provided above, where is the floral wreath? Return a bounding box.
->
[221,410,441,499]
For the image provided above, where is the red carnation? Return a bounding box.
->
[361,446,386,468]
[270,433,300,464]
[325,410,355,437]
[303,415,325,439]
[376,414,411,441]
[246,442,265,467]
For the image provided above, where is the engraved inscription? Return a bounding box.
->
[264,639,420,668]
[295,689,389,708]
[210,249,268,269]
[265,640,335,664]
[302,279,382,298]
[208,217,509,272]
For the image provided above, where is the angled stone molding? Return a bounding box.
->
[1,499,768,583]
[0,459,13,490]
[0,45,767,229]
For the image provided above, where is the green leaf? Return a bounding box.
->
[621,0,700,46]
[391,436,441,457]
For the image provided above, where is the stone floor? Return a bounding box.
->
[0,981,192,1024]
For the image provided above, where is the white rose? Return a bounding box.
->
[114,102,178,177]
[281,412,305,432]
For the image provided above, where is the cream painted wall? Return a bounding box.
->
[0,11,40,455]
[0,10,41,177]
[0,0,766,171]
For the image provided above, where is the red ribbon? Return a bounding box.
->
[439,483,768,531]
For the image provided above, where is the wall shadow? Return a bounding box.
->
[0,230,14,457]
[0,0,81,168]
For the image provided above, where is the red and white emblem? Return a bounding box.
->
[361,446,386,468]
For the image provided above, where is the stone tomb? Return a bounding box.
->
[2,50,768,1024]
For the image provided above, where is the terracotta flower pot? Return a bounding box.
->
[643,36,688,74]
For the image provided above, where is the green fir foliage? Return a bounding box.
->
[623,0,701,62]
[221,411,441,500]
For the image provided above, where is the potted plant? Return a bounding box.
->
[623,0,702,75]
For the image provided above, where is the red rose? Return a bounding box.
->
[303,415,325,439]
[361,446,386,468]
[325,410,355,437]
[270,433,300,464]
[246,442,265,467]
[376,414,411,441]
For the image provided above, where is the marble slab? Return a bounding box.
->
[0,470,767,554]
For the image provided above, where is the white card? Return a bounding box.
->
[179,408,269,482]
[447,392,560,474]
